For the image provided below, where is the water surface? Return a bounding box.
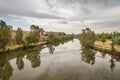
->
[0,39,120,80]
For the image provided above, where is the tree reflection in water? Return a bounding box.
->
[109,54,116,72]
[80,44,118,72]
[16,56,24,70]
[26,51,41,68]
[46,39,72,54]
[80,46,96,65]
[47,44,55,54]
[0,60,13,80]
[101,52,106,58]
[0,47,43,80]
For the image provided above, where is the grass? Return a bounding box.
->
[94,40,120,53]
[6,45,20,50]
[0,41,46,53]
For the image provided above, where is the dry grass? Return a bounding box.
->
[6,45,20,50]
[94,40,120,53]
[0,41,46,53]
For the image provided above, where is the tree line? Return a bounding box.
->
[0,20,74,51]
[79,28,96,48]
[0,20,44,50]
[96,32,120,45]
[79,28,120,53]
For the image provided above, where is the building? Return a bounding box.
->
[44,31,65,36]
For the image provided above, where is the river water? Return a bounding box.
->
[0,39,120,80]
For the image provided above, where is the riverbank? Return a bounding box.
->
[94,40,120,53]
[0,42,46,54]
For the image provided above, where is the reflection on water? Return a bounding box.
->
[26,51,41,68]
[0,39,120,80]
[80,46,117,72]
[80,47,96,65]
[16,56,24,70]
[0,61,13,80]
[47,44,55,54]
[109,54,116,72]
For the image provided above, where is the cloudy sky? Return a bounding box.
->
[0,0,120,33]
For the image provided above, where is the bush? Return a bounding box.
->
[47,34,73,44]
[114,36,120,45]
[79,28,96,48]
[101,35,106,43]
[22,42,29,49]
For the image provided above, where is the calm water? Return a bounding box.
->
[0,39,120,80]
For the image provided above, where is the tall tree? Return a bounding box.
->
[26,25,41,44]
[30,25,40,32]
[80,28,96,48]
[15,27,23,45]
[0,20,11,49]
[39,28,44,36]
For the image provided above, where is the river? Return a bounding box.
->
[0,39,120,80]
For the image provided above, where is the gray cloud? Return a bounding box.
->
[55,0,120,7]
[0,0,120,20]
[0,0,64,19]
[0,0,120,33]
[0,8,63,19]
[44,0,120,21]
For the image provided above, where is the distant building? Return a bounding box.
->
[44,31,65,36]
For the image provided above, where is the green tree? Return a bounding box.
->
[0,20,11,49]
[15,27,23,45]
[47,32,55,44]
[30,25,40,32]
[101,35,106,44]
[114,36,120,45]
[26,32,40,44]
[26,25,41,44]
[39,28,44,36]
[111,33,115,52]
[80,28,96,48]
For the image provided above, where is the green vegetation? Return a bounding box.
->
[26,25,41,44]
[81,46,96,65]
[0,20,11,49]
[22,25,45,49]
[114,36,120,45]
[96,32,120,46]
[96,32,120,52]
[96,33,112,40]
[0,20,46,52]
[15,27,23,45]
[1,19,119,54]
[79,28,120,53]
[47,33,74,44]
[79,28,96,48]
[113,32,120,45]
[46,33,74,54]
[0,20,74,53]
[101,35,107,43]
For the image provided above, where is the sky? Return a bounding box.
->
[0,0,120,34]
